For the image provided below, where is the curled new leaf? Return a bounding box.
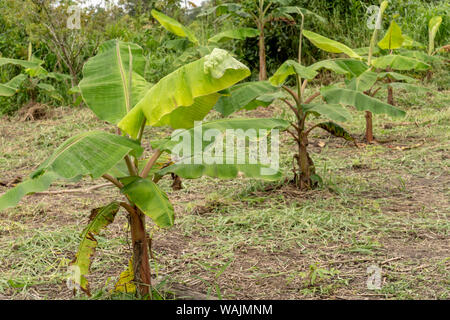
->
[68,202,120,295]
[121,177,175,228]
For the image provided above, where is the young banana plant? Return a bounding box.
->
[0,53,70,102]
[301,1,430,143]
[199,1,325,80]
[152,9,259,66]
[214,12,405,188]
[0,40,289,298]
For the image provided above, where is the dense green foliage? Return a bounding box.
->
[1,0,448,115]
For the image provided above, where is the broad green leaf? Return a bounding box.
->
[271,6,326,24]
[118,48,250,137]
[371,55,430,71]
[346,70,378,92]
[0,57,39,69]
[315,122,355,142]
[121,177,174,228]
[321,87,405,118]
[68,202,120,295]
[398,49,443,64]
[303,30,361,59]
[377,72,417,83]
[308,59,369,77]
[37,83,57,93]
[151,10,198,45]
[354,47,380,56]
[152,118,290,155]
[32,131,143,179]
[384,82,429,93]
[270,60,318,86]
[46,72,72,81]
[79,39,151,124]
[0,131,143,210]
[208,28,259,43]
[303,103,352,122]
[378,21,404,50]
[0,171,58,211]
[428,16,442,55]
[214,81,279,116]
[0,74,27,97]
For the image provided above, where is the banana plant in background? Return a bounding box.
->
[0,40,289,298]
[201,0,325,80]
[0,44,71,103]
[151,9,259,66]
[214,13,405,189]
[301,1,432,143]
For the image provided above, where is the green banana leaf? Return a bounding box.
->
[428,16,442,55]
[79,39,151,125]
[152,118,290,155]
[0,74,27,97]
[208,28,259,43]
[270,60,318,86]
[158,158,282,181]
[214,81,279,116]
[345,70,378,92]
[303,103,352,122]
[68,202,120,295]
[315,121,355,142]
[371,55,431,71]
[270,6,326,24]
[321,87,406,118]
[118,48,250,138]
[402,35,425,49]
[0,57,39,69]
[377,72,417,83]
[121,177,174,228]
[0,131,143,211]
[378,20,404,50]
[303,30,361,59]
[308,59,369,77]
[151,9,199,45]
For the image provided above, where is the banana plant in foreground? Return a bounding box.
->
[214,13,405,189]
[0,40,289,298]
